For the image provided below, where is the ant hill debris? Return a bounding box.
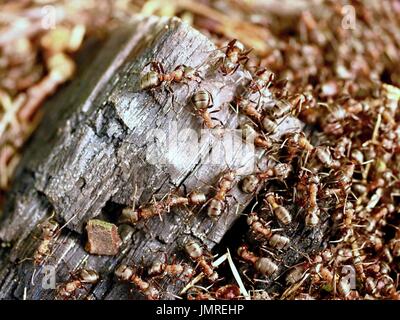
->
[85,220,122,256]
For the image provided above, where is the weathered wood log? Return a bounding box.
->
[0,15,325,300]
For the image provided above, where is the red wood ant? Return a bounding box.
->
[240,162,291,194]
[247,212,290,249]
[247,67,275,95]
[282,132,314,163]
[115,264,159,300]
[241,123,274,150]
[148,255,194,281]
[264,193,292,225]
[140,61,201,91]
[119,190,207,225]
[56,268,99,300]
[220,39,251,75]
[185,240,218,281]
[237,245,278,277]
[191,89,223,128]
[33,218,59,266]
[207,170,236,219]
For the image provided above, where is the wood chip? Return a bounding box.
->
[85,219,122,256]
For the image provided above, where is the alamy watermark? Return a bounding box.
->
[41,5,57,30]
[145,123,258,174]
[341,5,357,30]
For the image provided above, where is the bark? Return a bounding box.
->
[0,16,322,300]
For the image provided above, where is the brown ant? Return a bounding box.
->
[187,287,214,300]
[140,61,201,91]
[240,162,291,194]
[215,284,241,300]
[115,264,159,300]
[237,245,278,277]
[247,68,275,94]
[33,218,60,266]
[324,161,355,199]
[148,255,194,281]
[310,146,341,170]
[185,240,218,281]
[119,189,207,225]
[191,89,223,128]
[247,212,290,249]
[306,175,320,226]
[56,268,99,300]
[235,97,279,134]
[348,235,366,281]
[207,170,236,219]
[220,39,251,75]
[241,123,274,150]
[264,193,292,225]
[266,100,295,120]
[186,285,241,300]
[235,97,262,124]
[282,132,314,163]
[296,173,321,227]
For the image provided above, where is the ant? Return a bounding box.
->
[186,287,214,300]
[148,254,195,281]
[305,175,321,226]
[115,264,160,300]
[281,132,314,163]
[266,99,295,120]
[237,245,278,277]
[140,61,201,91]
[241,123,274,151]
[56,268,99,300]
[191,89,223,128]
[234,96,279,134]
[119,189,207,225]
[185,240,218,281]
[309,146,341,171]
[215,284,241,300]
[33,218,60,266]
[264,193,292,225]
[235,96,262,124]
[324,161,355,200]
[240,162,292,194]
[220,39,252,75]
[247,212,290,249]
[247,68,275,95]
[187,284,241,300]
[207,170,236,219]
[296,172,321,226]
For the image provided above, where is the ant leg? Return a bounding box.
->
[227,39,237,48]
[163,85,176,115]
[211,117,224,127]
[242,49,253,57]
[228,101,239,114]
[238,55,250,68]
[208,89,214,107]
[182,183,188,196]
[198,198,212,214]
[143,61,153,69]
[228,64,240,76]
[256,92,263,109]
[151,61,164,74]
